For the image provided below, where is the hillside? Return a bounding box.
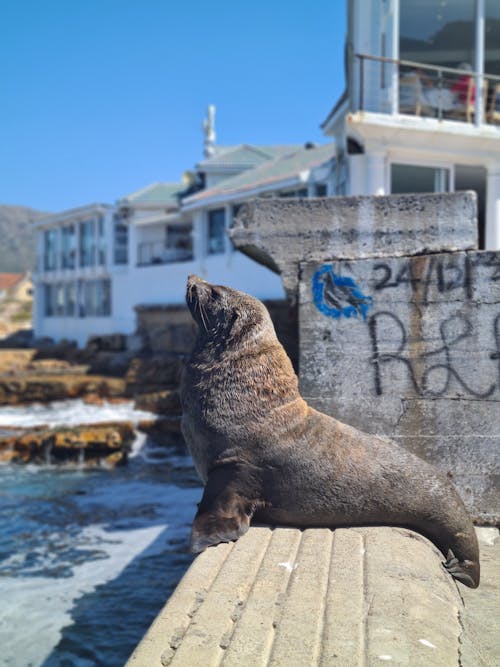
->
[0,205,48,272]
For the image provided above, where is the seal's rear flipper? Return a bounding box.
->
[189,463,265,554]
[443,549,480,589]
[190,511,251,553]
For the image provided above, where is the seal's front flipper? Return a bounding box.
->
[443,549,480,589]
[189,463,264,554]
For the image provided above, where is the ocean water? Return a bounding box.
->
[0,401,202,667]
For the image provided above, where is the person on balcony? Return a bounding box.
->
[451,63,474,104]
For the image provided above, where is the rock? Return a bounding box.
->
[133,390,181,415]
[82,394,105,406]
[0,374,127,405]
[125,355,183,395]
[33,339,78,362]
[0,422,135,467]
[86,351,132,377]
[137,417,183,446]
[86,333,127,353]
[0,328,34,348]
[0,349,36,374]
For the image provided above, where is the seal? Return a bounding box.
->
[181,275,480,588]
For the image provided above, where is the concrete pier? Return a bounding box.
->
[127,526,473,666]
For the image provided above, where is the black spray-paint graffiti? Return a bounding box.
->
[368,311,499,397]
[312,255,500,397]
[372,253,500,304]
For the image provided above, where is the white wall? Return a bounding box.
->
[37,316,126,348]
[127,250,284,308]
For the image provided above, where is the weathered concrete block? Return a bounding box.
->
[230,193,478,300]
[299,250,500,522]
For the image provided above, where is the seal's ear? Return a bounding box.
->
[189,464,264,553]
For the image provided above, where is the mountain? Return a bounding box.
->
[0,205,48,272]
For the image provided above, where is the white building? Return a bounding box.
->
[322,0,500,249]
[33,108,335,346]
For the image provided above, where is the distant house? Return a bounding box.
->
[322,0,500,249]
[0,273,31,301]
[32,108,335,346]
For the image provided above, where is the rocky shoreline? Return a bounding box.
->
[0,343,185,468]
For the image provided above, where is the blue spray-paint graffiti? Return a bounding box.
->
[312,265,372,320]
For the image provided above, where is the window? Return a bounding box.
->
[208,209,226,255]
[79,219,96,267]
[64,282,76,316]
[43,229,58,271]
[315,183,328,197]
[97,215,106,266]
[232,203,243,219]
[79,279,111,317]
[455,164,487,248]
[485,1,500,77]
[44,283,73,316]
[391,164,450,194]
[279,189,308,198]
[113,216,128,265]
[61,225,76,269]
[44,284,54,316]
[399,1,475,69]
[165,223,193,261]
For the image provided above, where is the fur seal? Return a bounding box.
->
[181,275,480,588]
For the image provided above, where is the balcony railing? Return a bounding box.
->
[137,241,193,267]
[355,53,500,127]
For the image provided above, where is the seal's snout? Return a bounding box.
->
[186,275,208,306]
[187,274,206,285]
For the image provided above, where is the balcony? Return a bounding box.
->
[355,54,500,127]
[137,241,193,267]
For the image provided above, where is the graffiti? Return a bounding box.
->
[491,313,500,385]
[368,311,498,397]
[312,265,372,320]
[312,254,500,398]
[373,253,500,304]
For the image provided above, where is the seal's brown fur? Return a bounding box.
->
[181,275,480,588]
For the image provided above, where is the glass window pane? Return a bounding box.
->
[485,0,500,76]
[391,163,450,194]
[64,282,75,316]
[44,230,58,271]
[61,225,76,269]
[44,285,54,316]
[166,224,193,261]
[400,0,475,68]
[208,209,225,255]
[79,219,96,267]
[113,216,128,265]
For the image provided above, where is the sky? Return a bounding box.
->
[0,1,346,213]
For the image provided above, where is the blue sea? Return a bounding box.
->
[0,400,202,667]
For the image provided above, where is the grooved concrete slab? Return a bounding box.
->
[126,526,466,666]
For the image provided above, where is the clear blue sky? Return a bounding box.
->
[0,1,346,212]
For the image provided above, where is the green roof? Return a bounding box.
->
[185,143,336,204]
[196,144,301,170]
[119,182,183,206]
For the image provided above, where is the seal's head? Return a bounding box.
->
[186,275,274,345]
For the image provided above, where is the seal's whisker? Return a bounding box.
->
[198,301,209,333]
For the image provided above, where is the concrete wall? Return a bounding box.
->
[137,299,298,365]
[299,251,500,523]
[231,192,477,301]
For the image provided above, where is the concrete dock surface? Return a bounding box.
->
[126,525,499,666]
